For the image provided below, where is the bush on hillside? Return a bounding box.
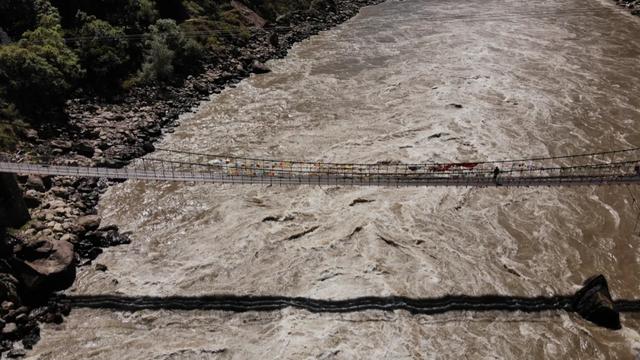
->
[34,0,63,28]
[75,16,130,91]
[0,19,82,121]
[138,19,203,83]
[139,34,175,82]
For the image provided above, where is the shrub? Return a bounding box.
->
[138,19,204,82]
[34,0,62,28]
[75,16,130,91]
[0,18,82,121]
[139,33,175,82]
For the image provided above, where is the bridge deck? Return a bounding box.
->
[2,161,639,187]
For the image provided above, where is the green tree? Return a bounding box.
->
[136,0,158,29]
[34,0,62,28]
[75,16,130,91]
[138,19,203,82]
[0,4,82,122]
[139,33,175,82]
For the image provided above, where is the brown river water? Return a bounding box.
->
[28,0,640,358]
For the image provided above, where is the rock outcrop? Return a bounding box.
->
[572,275,621,330]
[75,215,101,232]
[12,239,76,297]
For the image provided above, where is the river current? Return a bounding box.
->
[29,0,640,358]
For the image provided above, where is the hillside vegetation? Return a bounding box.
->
[0,0,319,132]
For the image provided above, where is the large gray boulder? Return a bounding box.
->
[251,60,271,74]
[13,239,76,295]
[25,175,45,192]
[76,215,101,232]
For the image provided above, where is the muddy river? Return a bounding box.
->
[28,0,640,358]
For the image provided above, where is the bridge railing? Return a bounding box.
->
[140,147,640,179]
[2,146,640,186]
[124,154,640,186]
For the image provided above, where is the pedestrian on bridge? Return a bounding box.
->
[493,166,500,186]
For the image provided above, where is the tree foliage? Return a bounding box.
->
[0,2,82,121]
[75,16,130,91]
[139,32,175,82]
[138,19,203,83]
[34,0,63,28]
[0,0,298,125]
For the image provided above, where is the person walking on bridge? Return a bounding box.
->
[493,166,500,186]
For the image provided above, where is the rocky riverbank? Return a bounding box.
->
[614,0,640,15]
[0,0,384,355]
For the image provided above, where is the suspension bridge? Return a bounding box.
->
[1,147,640,187]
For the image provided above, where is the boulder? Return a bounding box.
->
[275,12,294,25]
[52,223,64,233]
[193,82,209,95]
[95,157,127,169]
[0,274,19,304]
[22,190,41,209]
[251,60,271,74]
[22,325,41,349]
[76,215,101,231]
[7,348,27,358]
[95,263,108,272]
[50,140,72,151]
[2,322,17,336]
[14,313,27,324]
[24,129,38,141]
[1,301,14,311]
[50,187,69,199]
[142,142,155,153]
[25,175,45,192]
[31,222,45,231]
[269,33,279,48]
[13,239,76,296]
[572,274,621,330]
[72,141,95,157]
[60,233,78,244]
